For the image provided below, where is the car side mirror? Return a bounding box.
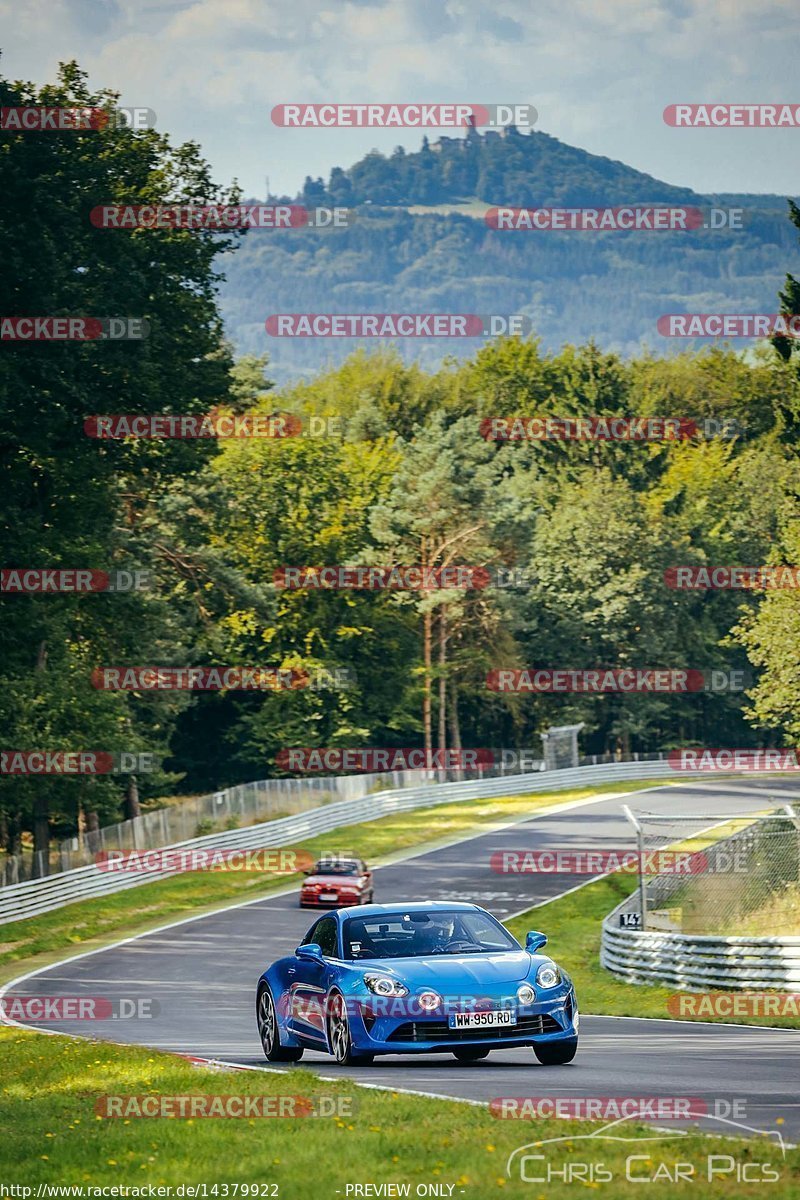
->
[526,930,548,952]
[296,942,324,962]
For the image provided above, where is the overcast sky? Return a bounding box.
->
[3,0,799,199]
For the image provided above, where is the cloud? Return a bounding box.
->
[3,0,799,197]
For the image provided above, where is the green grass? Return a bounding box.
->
[723,882,800,936]
[505,875,800,1029]
[0,778,672,984]
[2,1027,797,1198]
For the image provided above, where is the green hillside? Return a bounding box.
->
[220,128,798,381]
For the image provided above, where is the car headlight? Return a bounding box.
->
[417,990,442,1011]
[516,983,536,1005]
[536,963,561,989]
[364,975,408,997]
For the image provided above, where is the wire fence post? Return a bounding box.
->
[622,803,647,931]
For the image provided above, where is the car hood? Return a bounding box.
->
[360,951,535,988]
[303,874,360,886]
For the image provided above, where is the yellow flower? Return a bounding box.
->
[486,1144,495,1152]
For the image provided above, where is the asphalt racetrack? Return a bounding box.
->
[4,776,800,1140]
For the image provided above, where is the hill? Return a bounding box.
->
[218,127,799,381]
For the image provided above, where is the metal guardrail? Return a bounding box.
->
[601,888,800,991]
[0,749,664,887]
[0,768,446,886]
[0,758,671,926]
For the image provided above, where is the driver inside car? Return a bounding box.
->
[411,915,456,954]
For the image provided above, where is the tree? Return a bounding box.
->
[369,415,518,755]
[0,61,238,863]
[772,199,800,373]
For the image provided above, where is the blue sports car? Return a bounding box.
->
[255,901,578,1065]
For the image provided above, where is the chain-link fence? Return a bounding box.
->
[0,748,670,887]
[0,771,415,886]
[622,806,800,935]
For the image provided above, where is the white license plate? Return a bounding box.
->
[448,1009,516,1030]
[319,891,338,901]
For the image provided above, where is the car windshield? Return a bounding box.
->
[314,860,359,876]
[342,910,520,960]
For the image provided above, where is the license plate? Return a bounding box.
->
[448,1009,516,1030]
[319,891,337,901]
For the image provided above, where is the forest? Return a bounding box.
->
[2,64,800,861]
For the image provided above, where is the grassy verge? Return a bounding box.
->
[2,1027,797,1198]
[0,778,671,985]
[506,875,800,1029]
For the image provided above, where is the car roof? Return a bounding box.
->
[333,901,484,918]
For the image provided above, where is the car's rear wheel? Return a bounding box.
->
[326,992,373,1066]
[452,1047,490,1063]
[257,986,303,1063]
[534,1037,578,1065]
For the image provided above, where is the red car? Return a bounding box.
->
[299,857,374,908]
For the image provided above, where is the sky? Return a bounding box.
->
[2,0,800,199]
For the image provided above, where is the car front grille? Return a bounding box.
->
[386,1013,562,1043]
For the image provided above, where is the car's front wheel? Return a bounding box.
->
[326,992,373,1066]
[533,1037,578,1065]
[452,1047,490,1063]
[257,986,303,1063]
